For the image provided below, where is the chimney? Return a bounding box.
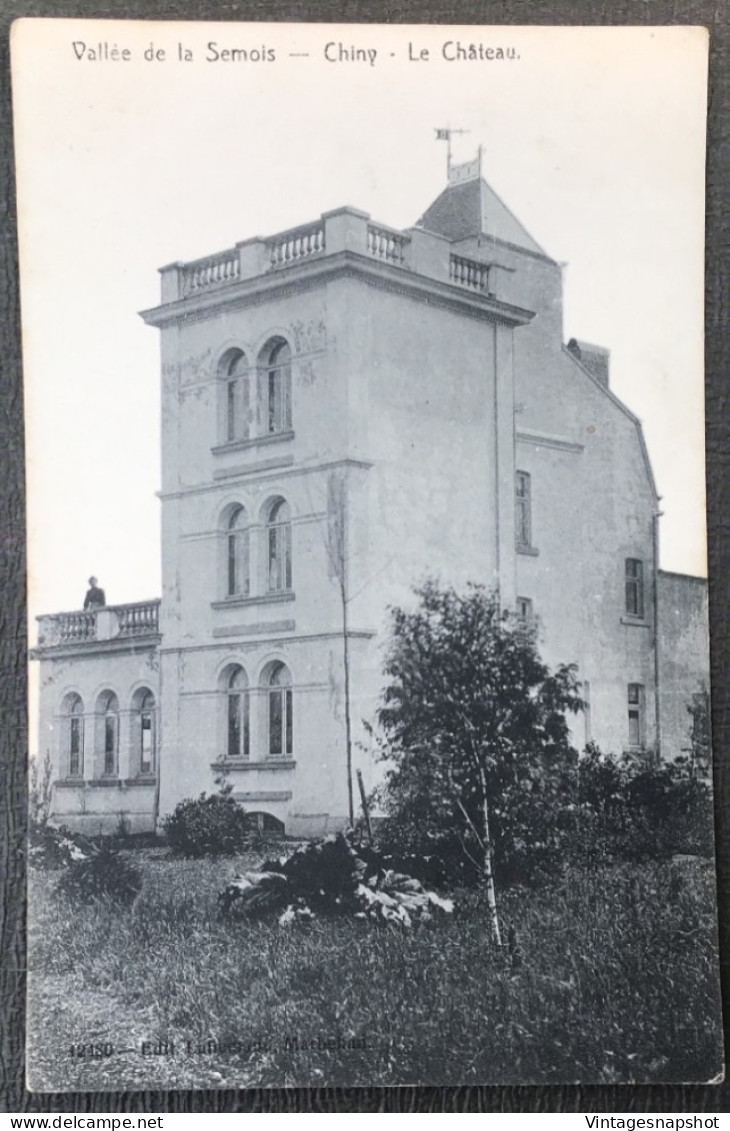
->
[567,338,610,389]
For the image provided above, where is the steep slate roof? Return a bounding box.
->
[415,176,547,256]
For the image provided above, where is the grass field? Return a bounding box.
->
[26,847,723,1090]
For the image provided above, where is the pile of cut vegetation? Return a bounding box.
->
[218,831,454,927]
[28,822,96,870]
[29,822,143,906]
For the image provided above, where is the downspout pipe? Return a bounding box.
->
[653,506,664,763]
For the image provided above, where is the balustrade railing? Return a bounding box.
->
[367,224,409,266]
[38,600,161,647]
[449,254,493,294]
[58,611,96,643]
[114,601,160,637]
[267,222,325,269]
[182,250,240,296]
[168,219,502,303]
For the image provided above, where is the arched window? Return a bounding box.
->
[267,662,293,758]
[133,689,156,776]
[221,350,250,444]
[263,340,292,435]
[226,505,250,597]
[64,693,84,778]
[98,691,119,776]
[267,498,292,592]
[226,666,250,761]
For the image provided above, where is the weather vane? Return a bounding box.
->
[434,126,470,178]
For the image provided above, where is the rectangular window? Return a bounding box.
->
[515,471,532,549]
[268,524,292,591]
[516,596,534,636]
[285,688,293,755]
[69,717,82,777]
[628,683,644,748]
[104,715,117,775]
[625,558,644,618]
[268,371,278,433]
[228,533,236,595]
[517,596,533,623]
[226,379,237,443]
[226,377,250,443]
[227,693,249,760]
[228,530,249,597]
[269,690,283,756]
[268,368,292,434]
[140,714,154,774]
[228,694,240,759]
[268,526,280,590]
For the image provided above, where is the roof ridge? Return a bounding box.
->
[477,177,547,257]
[416,175,545,255]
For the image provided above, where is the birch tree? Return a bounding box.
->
[375,581,583,944]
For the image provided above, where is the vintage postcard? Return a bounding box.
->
[12,20,722,1089]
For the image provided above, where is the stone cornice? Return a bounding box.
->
[140,251,535,331]
[158,456,373,502]
[30,635,160,661]
[516,428,584,454]
[159,628,376,656]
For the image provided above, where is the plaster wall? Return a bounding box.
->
[36,644,159,834]
[517,369,657,757]
[657,571,710,761]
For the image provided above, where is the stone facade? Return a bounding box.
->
[657,570,710,764]
[33,602,160,834]
[31,160,710,835]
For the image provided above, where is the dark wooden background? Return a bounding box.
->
[2,0,729,1113]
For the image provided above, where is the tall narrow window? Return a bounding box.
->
[515,471,532,549]
[264,341,292,435]
[267,662,293,758]
[226,667,250,761]
[625,558,645,618]
[100,691,119,776]
[516,596,534,635]
[628,683,644,749]
[138,690,156,775]
[66,694,84,778]
[222,350,250,443]
[267,499,292,592]
[227,505,249,597]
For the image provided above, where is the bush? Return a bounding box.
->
[576,745,715,864]
[58,841,143,906]
[164,789,250,857]
[373,817,479,889]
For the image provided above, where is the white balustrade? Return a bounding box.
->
[449,254,492,293]
[115,601,160,637]
[367,224,408,265]
[58,611,96,643]
[267,223,325,269]
[183,251,240,295]
[38,600,160,647]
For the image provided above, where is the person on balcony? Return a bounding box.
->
[83,576,106,610]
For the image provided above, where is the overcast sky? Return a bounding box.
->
[12,21,709,624]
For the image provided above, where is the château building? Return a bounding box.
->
[32,154,710,835]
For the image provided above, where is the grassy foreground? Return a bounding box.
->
[27,849,723,1090]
